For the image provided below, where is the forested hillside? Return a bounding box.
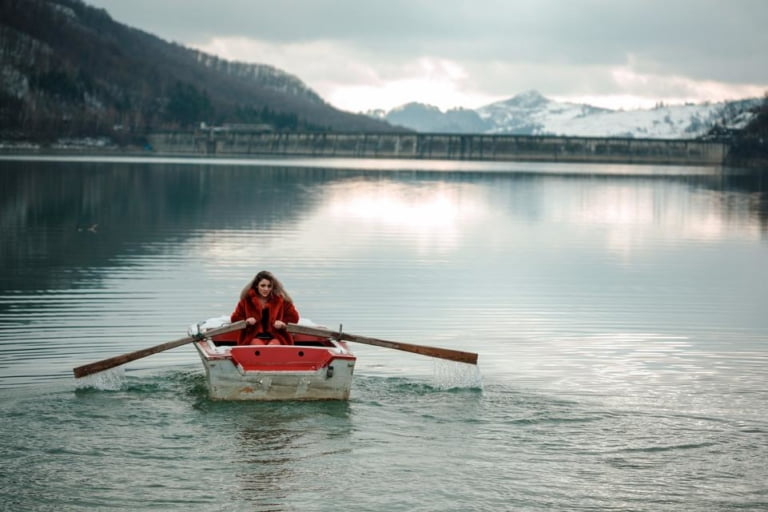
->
[725,94,768,166]
[0,0,398,143]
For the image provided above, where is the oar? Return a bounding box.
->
[72,320,247,379]
[287,324,478,365]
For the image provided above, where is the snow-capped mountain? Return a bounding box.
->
[377,90,760,139]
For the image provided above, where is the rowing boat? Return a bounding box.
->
[190,317,356,401]
[73,317,477,399]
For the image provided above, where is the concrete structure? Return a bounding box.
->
[148,131,728,166]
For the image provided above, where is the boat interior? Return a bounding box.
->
[210,330,337,348]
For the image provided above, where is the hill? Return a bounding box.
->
[725,94,768,166]
[374,90,762,140]
[0,0,399,144]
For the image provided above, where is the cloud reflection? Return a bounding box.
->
[542,180,764,261]
[315,180,490,255]
[194,177,491,271]
[193,169,764,273]
[326,181,478,230]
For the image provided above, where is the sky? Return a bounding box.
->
[85,0,768,113]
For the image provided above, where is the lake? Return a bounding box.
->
[1,155,766,511]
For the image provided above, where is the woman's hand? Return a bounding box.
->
[274,320,287,330]
[246,317,256,326]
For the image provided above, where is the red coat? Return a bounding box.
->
[230,289,300,345]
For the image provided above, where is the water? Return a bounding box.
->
[1,156,766,511]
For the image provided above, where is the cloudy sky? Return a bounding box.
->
[86,0,767,113]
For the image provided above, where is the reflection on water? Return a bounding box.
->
[0,156,766,392]
[1,159,765,288]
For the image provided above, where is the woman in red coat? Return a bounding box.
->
[231,270,299,345]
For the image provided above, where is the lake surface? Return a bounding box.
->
[1,155,766,511]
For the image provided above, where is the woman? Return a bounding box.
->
[231,270,299,345]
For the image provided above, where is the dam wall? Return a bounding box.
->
[147,131,728,166]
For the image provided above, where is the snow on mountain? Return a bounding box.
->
[477,90,610,135]
[380,90,760,139]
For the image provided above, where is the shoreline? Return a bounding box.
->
[1,138,765,170]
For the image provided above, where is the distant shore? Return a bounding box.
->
[1,134,765,169]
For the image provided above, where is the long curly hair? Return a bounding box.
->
[240,270,293,303]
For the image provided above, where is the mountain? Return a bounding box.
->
[382,103,490,133]
[380,90,762,139]
[0,0,399,143]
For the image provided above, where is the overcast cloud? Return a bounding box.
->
[86,0,768,112]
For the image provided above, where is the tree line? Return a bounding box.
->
[725,93,768,166]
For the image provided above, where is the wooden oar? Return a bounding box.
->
[287,324,478,365]
[73,320,247,379]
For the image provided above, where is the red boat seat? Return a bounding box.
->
[212,330,329,347]
[211,330,239,345]
[230,346,335,372]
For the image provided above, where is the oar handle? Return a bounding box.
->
[287,324,478,365]
[73,320,247,379]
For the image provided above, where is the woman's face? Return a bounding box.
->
[256,278,273,298]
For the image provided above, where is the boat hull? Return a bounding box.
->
[194,338,356,401]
